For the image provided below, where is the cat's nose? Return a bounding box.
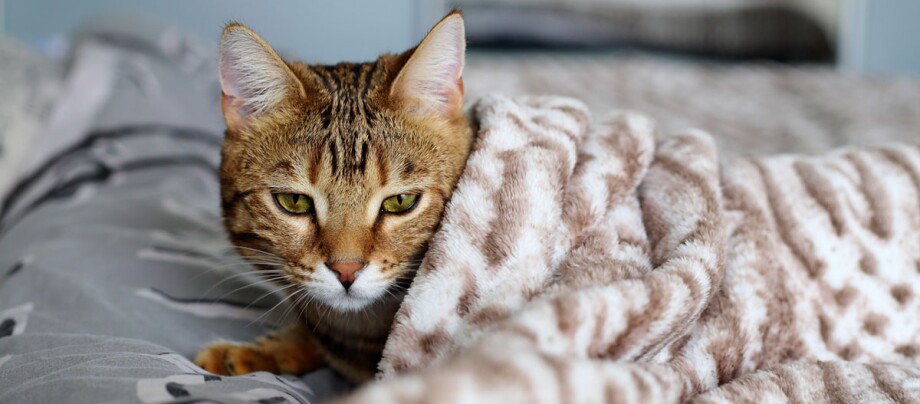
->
[326,260,365,291]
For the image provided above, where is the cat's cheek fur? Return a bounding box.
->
[302,262,389,312]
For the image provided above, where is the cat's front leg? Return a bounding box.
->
[195,322,323,376]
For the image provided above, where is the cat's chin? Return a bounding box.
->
[306,284,390,313]
[303,262,402,313]
[323,293,381,312]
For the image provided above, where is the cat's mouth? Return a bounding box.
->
[298,262,393,312]
[325,293,380,312]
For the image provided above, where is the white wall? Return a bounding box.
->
[1,0,447,64]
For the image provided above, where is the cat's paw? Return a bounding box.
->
[195,342,280,375]
[195,334,324,376]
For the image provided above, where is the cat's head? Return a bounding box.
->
[217,12,472,312]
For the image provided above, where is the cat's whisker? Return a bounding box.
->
[191,263,286,285]
[199,270,287,296]
[220,263,287,270]
[359,299,371,322]
[203,261,287,275]
[278,288,307,325]
[218,249,283,259]
[186,259,279,281]
[231,245,280,256]
[200,278,288,305]
[217,248,284,260]
[207,255,287,269]
[229,246,286,263]
[287,289,313,325]
[249,286,304,327]
[297,293,316,321]
[296,298,310,327]
[207,274,291,303]
[226,256,287,266]
[290,289,311,317]
[381,289,403,307]
[276,293,296,325]
[312,300,333,334]
[216,255,287,265]
[231,263,287,270]
[242,282,300,312]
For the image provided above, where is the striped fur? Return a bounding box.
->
[336,94,920,402]
[197,13,473,382]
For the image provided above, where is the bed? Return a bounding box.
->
[1,10,919,404]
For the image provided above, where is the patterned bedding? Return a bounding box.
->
[464,53,920,157]
[0,20,348,404]
[0,39,61,201]
[341,94,920,404]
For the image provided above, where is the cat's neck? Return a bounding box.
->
[297,287,407,381]
[301,288,406,336]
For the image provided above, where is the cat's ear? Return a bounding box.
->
[391,11,466,119]
[219,23,305,128]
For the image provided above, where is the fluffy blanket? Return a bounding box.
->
[339,95,920,403]
[464,54,920,158]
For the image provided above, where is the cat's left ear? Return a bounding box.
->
[391,11,466,119]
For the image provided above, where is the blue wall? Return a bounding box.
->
[1,0,445,64]
[838,0,920,74]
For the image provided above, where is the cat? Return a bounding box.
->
[194,11,473,383]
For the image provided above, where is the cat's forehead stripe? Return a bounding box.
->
[361,61,379,99]
[312,67,337,94]
[376,151,389,188]
[308,146,322,184]
[349,64,363,90]
[311,62,380,99]
[400,160,415,181]
[274,161,295,175]
[320,135,375,178]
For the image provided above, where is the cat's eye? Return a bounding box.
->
[273,193,313,215]
[381,194,419,214]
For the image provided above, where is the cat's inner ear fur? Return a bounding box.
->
[391,11,466,119]
[219,23,305,126]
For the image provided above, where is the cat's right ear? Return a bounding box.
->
[219,23,305,129]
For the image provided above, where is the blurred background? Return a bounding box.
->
[4,0,919,72]
[1,0,919,196]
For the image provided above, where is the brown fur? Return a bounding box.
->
[196,12,472,382]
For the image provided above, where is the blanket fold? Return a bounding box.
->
[340,95,920,403]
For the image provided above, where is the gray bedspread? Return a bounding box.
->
[0,17,348,404]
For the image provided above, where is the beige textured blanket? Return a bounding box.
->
[464,54,920,158]
[339,95,920,403]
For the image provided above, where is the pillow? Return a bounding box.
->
[455,0,833,60]
[0,38,61,200]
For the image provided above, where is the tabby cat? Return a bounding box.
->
[194,12,472,382]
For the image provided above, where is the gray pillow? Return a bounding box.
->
[0,38,61,200]
[456,0,832,60]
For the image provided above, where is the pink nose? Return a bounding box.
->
[326,260,365,290]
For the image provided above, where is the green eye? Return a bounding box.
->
[381,194,418,214]
[273,193,313,214]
